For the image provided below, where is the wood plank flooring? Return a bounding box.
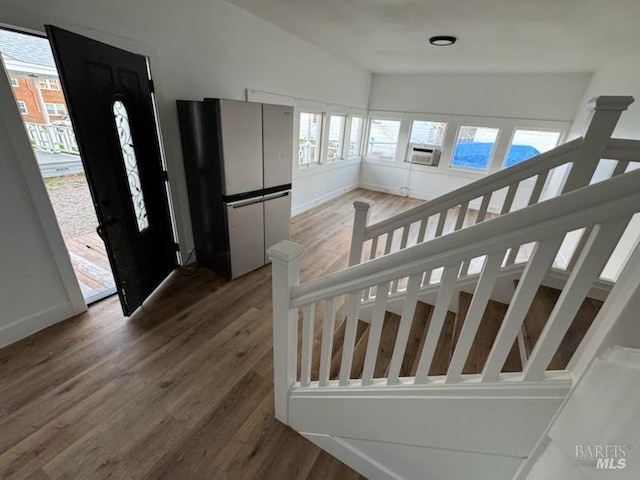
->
[0,188,422,480]
[64,232,116,303]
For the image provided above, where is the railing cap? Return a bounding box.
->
[353,201,371,211]
[589,96,635,112]
[267,240,306,264]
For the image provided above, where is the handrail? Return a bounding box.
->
[291,168,640,307]
[364,138,581,239]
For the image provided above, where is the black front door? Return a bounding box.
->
[46,26,177,315]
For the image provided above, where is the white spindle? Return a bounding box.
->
[369,236,379,260]
[612,160,629,177]
[417,217,429,243]
[566,225,594,271]
[361,281,391,385]
[267,241,305,423]
[400,225,410,249]
[414,265,459,384]
[348,201,371,266]
[476,194,491,223]
[523,218,631,381]
[318,297,336,386]
[504,245,520,266]
[339,292,362,386]
[500,184,518,215]
[528,171,549,206]
[446,252,505,384]
[387,274,423,385]
[300,304,315,387]
[434,210,447,238]
[384,231,394,254]
[454,202,469,231]
[481,237,563,382]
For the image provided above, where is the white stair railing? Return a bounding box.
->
[268,168,640,422]
[349,96,637,284]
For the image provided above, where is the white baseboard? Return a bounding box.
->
[292,183,359,217]
[0,303,75,349]
[302,432,402,480]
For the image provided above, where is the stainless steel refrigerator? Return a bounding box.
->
[177,98,293,279]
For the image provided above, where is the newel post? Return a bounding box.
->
[348,201,371,266]
[563,95,634,193]
[267,240,306,424]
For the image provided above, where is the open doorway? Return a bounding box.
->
[0,28,116,304]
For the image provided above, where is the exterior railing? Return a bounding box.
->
[24,122,79,155]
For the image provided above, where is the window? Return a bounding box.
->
[16,101,28,115]
[113,100,149,232]
[348,116,363,157]
[10,77,19,87]
[45,103,66,115]
[409,120,446,146]
[326,115,346,162]
[39,78,60,90]
[366,118,401,160]
[298,112,322,166]
[504,129,562,168]
[451,126,500,171]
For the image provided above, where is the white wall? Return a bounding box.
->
[0,0,371,346]
[362,73,588,204]
[369,73,592,120]
[0,73,79,347]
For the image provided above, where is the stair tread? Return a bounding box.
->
[452,291,522,375]
[521,284,604,370]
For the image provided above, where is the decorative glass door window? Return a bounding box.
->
[451,126,500,171]
[504,129,561,168]
[366,118,401,160]
[298,112,322,165]
[113,100,149,232]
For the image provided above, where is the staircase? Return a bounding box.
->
[267,96,640,480]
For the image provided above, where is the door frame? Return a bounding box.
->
[0,20,183,316]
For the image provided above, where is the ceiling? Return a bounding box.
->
[226,0,640,74]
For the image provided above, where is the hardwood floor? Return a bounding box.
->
[0,188,422,480]
[65,232,116,303]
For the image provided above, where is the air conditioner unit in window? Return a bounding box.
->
[406,145,441,166]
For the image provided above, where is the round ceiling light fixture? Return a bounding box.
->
[429,35,457,46]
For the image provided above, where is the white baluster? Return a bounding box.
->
[454,201,469,231]
[481,236,563,382]
[300,304,315,387]
[387,274,423,385]
[523,218,631,381]
[528,171,549,206]
[446,252,505,384]
[362,281,391,385]
[318,298,336,386]
[500,184,518,215]
[414,265,459,384]
[339,292,362,386]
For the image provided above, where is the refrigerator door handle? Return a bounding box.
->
[227,196,264,208]
[263,190,290,201]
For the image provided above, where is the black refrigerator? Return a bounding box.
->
[177,98,294,279]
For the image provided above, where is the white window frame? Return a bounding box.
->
[39,77,60,91]
[16,100,28,115]
[10,77,19,87]
[449,121,503,173]
[45,102,66,115]
[503,127,564,169]
[364,115,405,162]
[297,110,323,168]
[345,115,364,159]
[325,114,347,163]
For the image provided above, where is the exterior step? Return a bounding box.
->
[451,292,522,374]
